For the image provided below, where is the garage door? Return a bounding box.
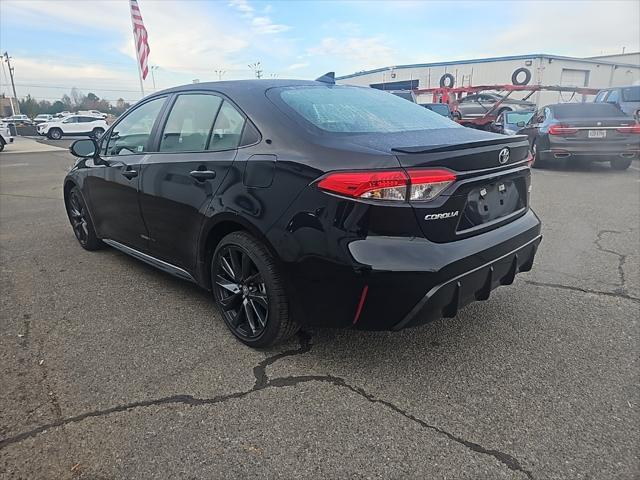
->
[559,68,590,102]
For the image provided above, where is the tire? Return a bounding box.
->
[452,110,462,121]
[0,139,5,152]
[610,157,632,170]
[48,128,62,140]
[65,186,103,251]
[211,231,298,348]
[512,67,532,86]
[439,73,455,88]
[91,127,105,139]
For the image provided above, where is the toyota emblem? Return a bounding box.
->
[498,148,510,165]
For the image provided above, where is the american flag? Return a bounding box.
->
[130,0,150,80]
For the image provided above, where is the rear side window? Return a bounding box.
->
[106,96,165,155]
[278,85,457,133]
[208,101,245,151]
[622,86,640,102]
[553,103,626,119]
[160,94,222,152]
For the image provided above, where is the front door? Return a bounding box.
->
[139,93,246,271]
[85,96,168,252]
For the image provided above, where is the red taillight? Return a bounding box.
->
[616,124,640,134]
[406,169,457,201]
[317,168,456,202]
[317,170,408,200]
[548,125,578,135]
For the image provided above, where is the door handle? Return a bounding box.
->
[190,170,216,181]
[121,169,138,179]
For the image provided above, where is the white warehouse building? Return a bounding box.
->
[336,52,640,107]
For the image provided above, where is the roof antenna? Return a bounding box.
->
[315,72,335,85]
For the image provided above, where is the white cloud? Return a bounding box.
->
[286,62,310,71]
[228,0,290,35]
[308,37,395,70]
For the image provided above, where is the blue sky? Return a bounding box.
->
[1,0,638,104]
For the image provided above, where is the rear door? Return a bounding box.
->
[138,92,245,271]
[85,96,168,251]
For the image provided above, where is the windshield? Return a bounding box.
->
[278,85,459,133]
[553,103,627,119]
[622,86,640,102]
[505,111,534,125]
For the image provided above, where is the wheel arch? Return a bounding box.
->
[197,214,279,290]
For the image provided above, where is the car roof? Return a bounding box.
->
[153,79,327,97]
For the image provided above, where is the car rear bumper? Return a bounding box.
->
[540,144,639,160]
[392,234,541,330]
[285,208,542,331]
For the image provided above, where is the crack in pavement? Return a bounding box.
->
[0,330,534,479]
[525,280,640,302]
[594,230,629,295]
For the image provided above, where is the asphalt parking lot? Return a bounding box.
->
[1,139,638,479]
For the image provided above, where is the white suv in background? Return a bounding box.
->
[38,115,108,140]
[0,122,14,152]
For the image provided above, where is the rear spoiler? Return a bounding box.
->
[391,135,528,154]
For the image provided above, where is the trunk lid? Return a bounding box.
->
[393,134,532,243]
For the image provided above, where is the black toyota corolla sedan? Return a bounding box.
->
[64,76,542,347]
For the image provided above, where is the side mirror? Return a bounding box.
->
[516,121,526,127]
[69,138,98,158]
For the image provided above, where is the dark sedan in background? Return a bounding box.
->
[518,103,640,170]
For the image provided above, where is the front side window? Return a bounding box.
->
[106,97,165,156]
[594,91,608,103]
[606,90,620,103]
[160,94,222,152]
[277,85,458,133]
[63,117,78,123]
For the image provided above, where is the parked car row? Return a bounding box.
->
[1,110,107,126]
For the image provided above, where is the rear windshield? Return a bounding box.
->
[622,86,640,102]
[278,85,458,133]
[553,103,627,119]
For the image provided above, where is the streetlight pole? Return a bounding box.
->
[150,66,159,90]
[248,62,262,79]
[3,52,19,114]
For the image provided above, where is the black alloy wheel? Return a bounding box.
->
[215,245,269,339]
[212,232,298,347]
[66,187,102,250]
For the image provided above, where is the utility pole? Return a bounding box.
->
[214,69,226,81]
[3,52,20,114]
[248,62,262,79]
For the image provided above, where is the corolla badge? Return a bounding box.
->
[425,211,459,220]
[498,147,510,164]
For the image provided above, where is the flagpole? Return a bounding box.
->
[130,3,145,98]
